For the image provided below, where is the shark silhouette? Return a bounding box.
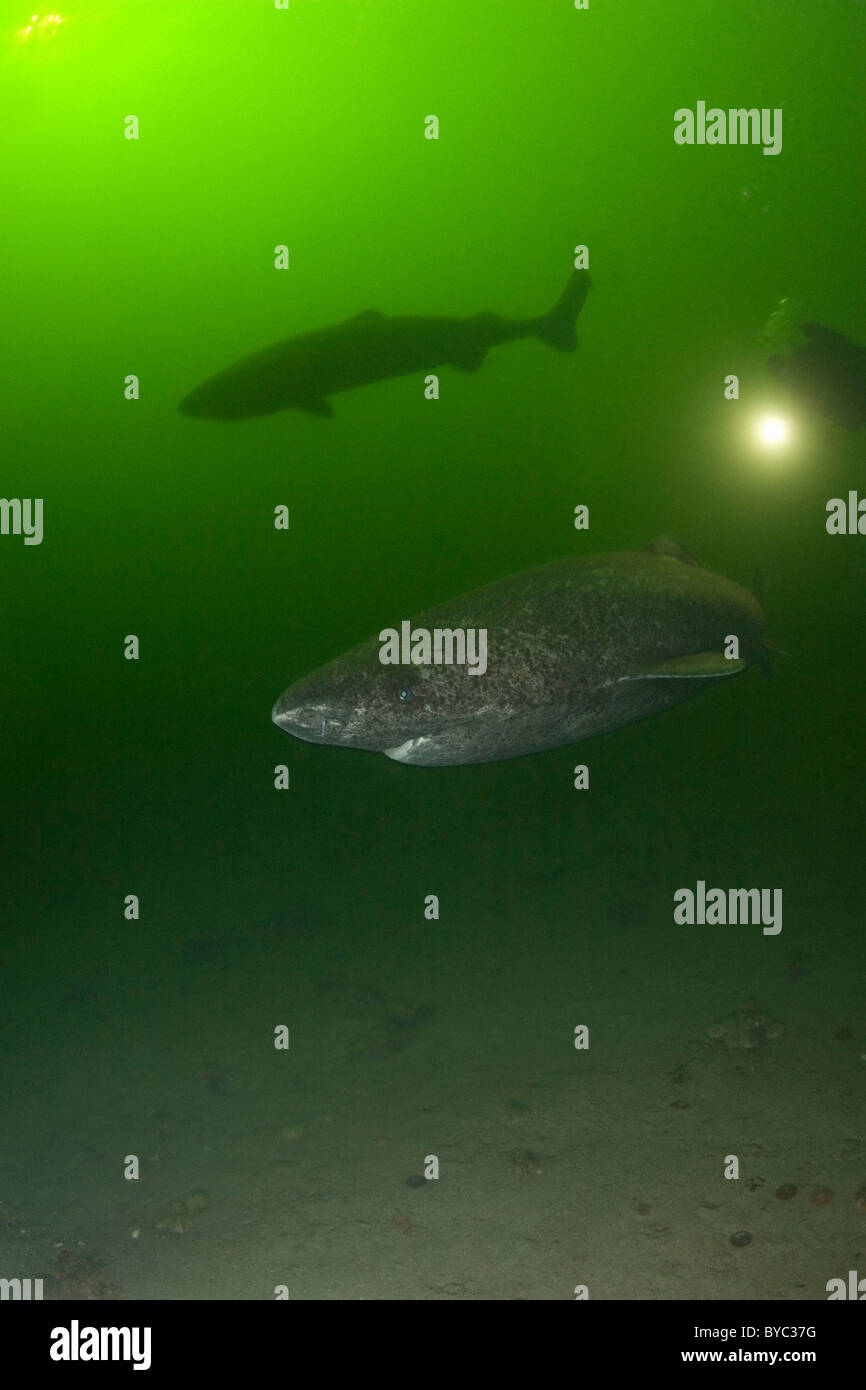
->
[179,270,590,420]
[768,321,866,430]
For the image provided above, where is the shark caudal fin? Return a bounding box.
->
[535,269,591,351]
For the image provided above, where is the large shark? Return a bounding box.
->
[179,270,590,420]
[272,538,769,767]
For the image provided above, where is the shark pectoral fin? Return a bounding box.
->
[384,733,473,766]
[622,653,747,681]
[384,736,437,765]
[298,398,335,418]
[449,344,489,373]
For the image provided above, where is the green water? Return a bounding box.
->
[2,0,865,1302]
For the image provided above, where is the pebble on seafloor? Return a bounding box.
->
[809,1188,834,1206]
[708,1006,783,1052]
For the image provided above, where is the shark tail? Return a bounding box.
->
[535,269,591,351]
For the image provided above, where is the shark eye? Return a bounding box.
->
[398,686,414,703]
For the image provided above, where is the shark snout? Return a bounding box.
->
[272,695,342,743]
[178,388,206,417]
[179,386,229,420]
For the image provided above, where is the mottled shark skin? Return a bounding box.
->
[179,270,590,420]
[271,538,769,767]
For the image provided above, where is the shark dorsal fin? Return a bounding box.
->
[297,397,335,418]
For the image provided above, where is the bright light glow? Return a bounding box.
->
[17,11,64,41]
[738,407,807,474]
[757,415,789,447]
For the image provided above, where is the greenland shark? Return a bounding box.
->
[271,538,769,767]
[179,270,590,420]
